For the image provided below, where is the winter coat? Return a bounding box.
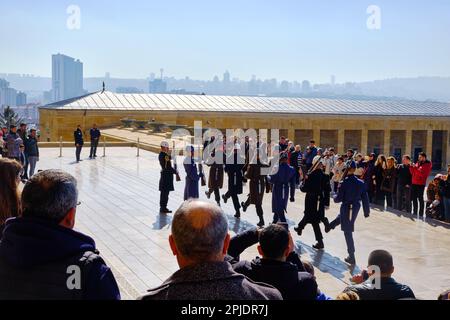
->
[0,217,120,300]
[409,160,432,186]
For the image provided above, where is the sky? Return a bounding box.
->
[0,0,449,83]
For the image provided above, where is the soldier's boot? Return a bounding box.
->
[294,226,303,236]
[257,216,265,228]
[312,241,324,250]
[216,201,221,207]
[344,254,356,265]
[222,194,228,204]
[241,202,248,212]
[234,210,241,218]
[205,190,211,199]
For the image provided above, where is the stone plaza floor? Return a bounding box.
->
[35,147,450,300]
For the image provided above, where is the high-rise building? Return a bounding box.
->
[223,70,230,83]
[16,91,27,106]
[148,79,167,93]
[0,87,17,107]
[52,53,84,102]
[0,78,9,89]
[302,80,311,93]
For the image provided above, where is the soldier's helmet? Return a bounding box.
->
[160,141,169,148]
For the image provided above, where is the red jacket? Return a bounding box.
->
[409,160,432,186]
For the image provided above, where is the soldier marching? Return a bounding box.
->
[157,134,376,266]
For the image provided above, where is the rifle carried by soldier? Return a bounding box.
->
[172,141,181,182]
[198,146,206,186]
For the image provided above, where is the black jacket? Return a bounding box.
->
[24,135,39,157]
[440,178,450,199]
[74,129,84,146]
[159,151,177,192]
[344,277,415,300]
[233,258,318,300]
[396,164,412,186]
[226,229,316,300]
[301,169,331,210]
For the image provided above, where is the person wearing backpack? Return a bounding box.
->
[0,169,120,300]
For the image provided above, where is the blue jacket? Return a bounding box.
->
[334,175,370,232]
[0,217,120,300]
[269,163,296,213]
[304,147,317,165]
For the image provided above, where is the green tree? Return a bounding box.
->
[0,106,24,128]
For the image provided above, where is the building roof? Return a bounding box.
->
[41,91,450,117]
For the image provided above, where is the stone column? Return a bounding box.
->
[361,128,368,155]
[446,130,450,167]
[288,128,295,142]
[383,129,391,155]
[405,129,412,157]
[426,129,433,162]
[337,129,345,154]
[313,128,321,147]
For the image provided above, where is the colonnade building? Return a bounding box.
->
[39,91,450,169]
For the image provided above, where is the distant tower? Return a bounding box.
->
[223,70,230,83]
[149,69,167,94]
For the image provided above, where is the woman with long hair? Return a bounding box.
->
[373,154,387,207]
[0,158,22,231]
[382,156,397,208]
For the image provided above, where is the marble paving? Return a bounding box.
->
[34,147,450,300]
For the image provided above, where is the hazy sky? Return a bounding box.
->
[1,0,449,83]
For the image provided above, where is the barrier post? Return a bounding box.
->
[59,136,63,157]
[103,136,106,157]
[137,138,140,157]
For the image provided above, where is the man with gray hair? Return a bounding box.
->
[140,200,282,300]
[0,169,120,300]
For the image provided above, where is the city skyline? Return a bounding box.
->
[1,1,450,83]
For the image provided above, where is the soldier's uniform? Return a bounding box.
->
[159,141,177,213]
[223,146,245,218]
[183,145,202,200]
[295,156,331,250]
[242,158,268,227]
[268,153,296,224]
[329,161,370,265]
[205,144,225,206]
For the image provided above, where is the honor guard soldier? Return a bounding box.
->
[205,139,225,207]
[159,141,178,214]
[294,155,331,250]
[268,152,296,224]
[74,125,84,163]
[241,151,268,227]
[327,160,370,265]
[223,143,245,218]
[183,145,202,200]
